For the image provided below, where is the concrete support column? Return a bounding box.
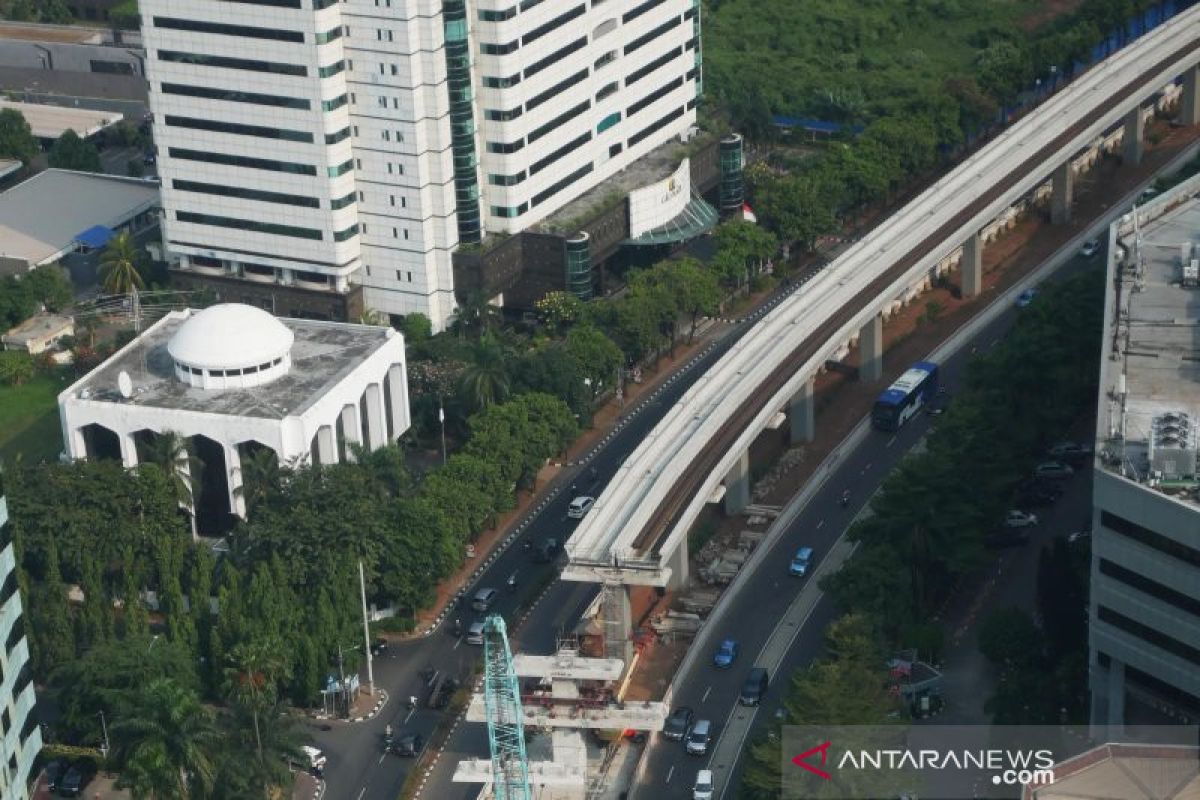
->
[385,365,408,441]
[1182,65,1200,126]
[664,536,689,591]
[225,444,245,519]
[789,377,816,444]
[1123,107,1145,166]
[962,232,983,298]
[118,433,138,469]
[340,403,363,462]
[363,384,387,450]
[1051,162,1074,224]
[315,424,338,466]
[600,583,634,666]
[63,424,86,460]
[859,313,884,382]
[724,450,751,516]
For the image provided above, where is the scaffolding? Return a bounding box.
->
[482,615,531,800]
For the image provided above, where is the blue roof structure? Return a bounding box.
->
[771,116,865,135]
[75,224,115,250]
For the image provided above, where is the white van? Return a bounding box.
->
[301,745,326,773]
[693,769,714,800]
[472,587,498,611]
[567,496,595,519]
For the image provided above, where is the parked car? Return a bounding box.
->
[44,760,65,792]
[466,621,485,645]
[1079,239,1100,258]
[789,547,814,577]
[693,768,715,800]
[58,767,87,798]
[1047,441,1092,465]
[567,496,595,519]
[712,639,739,669]
[1003,510,1038,528]
[740,667,769,706]
[1033,461,1074,479]
[1016,287,1038,308]
[663,707,694,741]
[685,720,712,755]
[1139,186,1158,202]
[391,732,425,757]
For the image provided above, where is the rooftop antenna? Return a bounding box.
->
[117,370,133,399]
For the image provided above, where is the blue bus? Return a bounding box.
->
[871,361,939,431]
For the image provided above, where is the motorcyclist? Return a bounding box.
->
[408,695,417,710]
[840,489,850,508]
[385,723,393,739]
[453,617,462,637]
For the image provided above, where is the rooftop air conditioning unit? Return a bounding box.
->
[1150,411,1197,479]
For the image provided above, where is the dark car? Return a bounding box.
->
[44,760,65,792]
[59,767,87,797]
[533,538,560,563]
[663,707,694,741]
[740,667,769,706]
[391,732,424,757]
[371,636,388,656]
[1047,441,1092,466]
[431,677,459,709]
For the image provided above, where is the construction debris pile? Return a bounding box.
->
[752,446,807,501]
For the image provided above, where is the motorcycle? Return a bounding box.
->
[452,618,462,637]
[839,490,850,508]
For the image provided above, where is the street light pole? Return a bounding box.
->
[438,403,447,465]
[358,559,374,696]
[97,711,110,756]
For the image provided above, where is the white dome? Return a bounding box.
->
[169,304,294,371]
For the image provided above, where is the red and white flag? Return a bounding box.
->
[741,203,757,223]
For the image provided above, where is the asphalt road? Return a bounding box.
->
[630,249,1105,800]
[309,273,820,800]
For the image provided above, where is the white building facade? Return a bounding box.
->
[0,491,41,800]
[141,0,699,331]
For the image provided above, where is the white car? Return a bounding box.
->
[567,496,595,519]
[1003,510,1039,528]
[693,769,715,800]
[1079,239,1100,258]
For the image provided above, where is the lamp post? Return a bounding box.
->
[438,403,447,465]
[358,560,374,696]
[97,711,110,757]
[147,634,161,653]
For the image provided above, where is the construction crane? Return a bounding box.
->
[482,615,531,800]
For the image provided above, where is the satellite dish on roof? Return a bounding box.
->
[118,370,133,399]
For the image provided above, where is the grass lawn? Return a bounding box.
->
[0,371,69,465]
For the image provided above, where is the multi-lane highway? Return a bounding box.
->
[565,8,1200,575]
[307,275,814,800]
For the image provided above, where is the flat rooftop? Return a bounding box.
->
[534,137,690,235]
[0,22,102,44]
[0,168,159,267]
[0,99,121,139]
[1099,191,1200,505]
[68,311,396,420]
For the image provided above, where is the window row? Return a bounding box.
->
[624,14,682,55]
[161,82,310,110]
[177,210,323,240]
[165,115,313,143]
[157,50,307,77]
[168,147,317,176]
[173,179,321,208]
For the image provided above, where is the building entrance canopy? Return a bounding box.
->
[625,194,719,246]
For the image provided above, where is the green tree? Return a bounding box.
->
[563,324,623,394]
[978,607,1042,669]
[24,263,74,311]
[661,258,721,342]
[99,231,147,295]
[139,432,202,524]
[112,678,222,800]
[48,129,103,173]
[224,637,290,761]
[28,537,75,677]
[453,292,500,340]
[212,701,303,799]
[458,336,511,411]
[534,290,584,335]
[0,108,37,165]
[235,447,282,517]
[0,351,35,386]
[398,312,433,343]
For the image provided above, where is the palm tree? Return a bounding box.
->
[111,678,222,800]
[212,702,304,799]
[454,292,501,340]
[359,307,388,326]
[224,637,290,761]
[233,447,281,516]
[140,431,203,537]
[458,336,510,410]
[99,231,146,296]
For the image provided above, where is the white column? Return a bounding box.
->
[789,377,816,444]
[364,384,387,450]
[962,231,983,298]
[118,433,138,469]
[225,444,245,519]
[724,450,751,516]
[859,313,884,382]
[665,536,689,591]
[1052,162,1074,224]
[316,424,338,466]
[62,422,86,460]
[341,403,363,462]
[385,365,408,440]
[1123,106,1144,166]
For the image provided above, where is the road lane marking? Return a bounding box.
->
[356,787,366,800]
[404,708,415,723]
[887,436,896,448]
[816,519,824,529]
[702,685,712,703]
[377,754,385,765]
[666,765,674,783]
[452,638,462,650]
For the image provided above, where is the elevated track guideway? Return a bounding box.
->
[563,7,1200,586]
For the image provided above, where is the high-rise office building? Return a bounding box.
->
[0,482,41,800]
[1089,183,1200,731]
[143,0,700,330]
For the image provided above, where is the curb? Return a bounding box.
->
[311,778,325,800]
[350,689,389,723]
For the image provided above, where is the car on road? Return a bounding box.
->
[391,732,425,757]
[1079,239,1100,258]
[58,767,87,798]
[1033,461,1074,479]
[466,621,485,645]
[789,546,814,577]
[471,587,498,611]
[44,760,65,792]
[685,720,712,755]
[1003,510,1038,528]
[1139,186,1158,202]
[533,538,560,563]
[1047,441,1092,465]
[1016,287,1038,308]
[712,639,739,668]
[740,667,769,706]
[663,707,694,741]
[567,496,595,519]
[693,768,715,800]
